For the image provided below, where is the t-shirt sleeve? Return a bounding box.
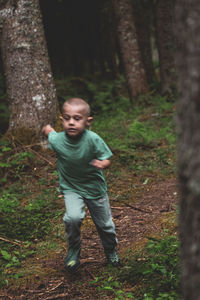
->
[94,135,113,160]
[48,131,58,150]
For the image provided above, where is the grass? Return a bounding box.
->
[0,78,178,298]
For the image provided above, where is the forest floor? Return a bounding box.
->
[0,94,178,299]
[0,174,178,300]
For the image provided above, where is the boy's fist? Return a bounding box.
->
[90,159,110,169]
[42,125,55,136]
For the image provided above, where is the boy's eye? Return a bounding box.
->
[74,116,81,121]
[63,116,70,120]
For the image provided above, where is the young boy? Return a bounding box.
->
[42,98,120,272]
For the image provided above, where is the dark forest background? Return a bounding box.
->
[0,0,176,135]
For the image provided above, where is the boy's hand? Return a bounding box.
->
[42,125,55,136]
[90,159,110,169]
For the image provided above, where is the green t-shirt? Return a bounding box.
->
[48,130,112,199]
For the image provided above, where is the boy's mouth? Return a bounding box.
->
[67,128,78,134]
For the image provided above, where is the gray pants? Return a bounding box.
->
[63,192,117,259]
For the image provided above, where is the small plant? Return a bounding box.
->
[127,120,175,148]
[119,235,181,299]
[90,274,134,299]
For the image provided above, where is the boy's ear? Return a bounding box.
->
[87,116,93,126]
[59,115,64,121]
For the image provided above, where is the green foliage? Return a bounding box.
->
[55,75,129,114]
[0,241,36,286]
[87,76,129,114]
[0,188,57,241]
[0,184,59,285]
[0,192,19,213]
[0,142,61,285]
[120,235,181,299]
[93,95,175,150]
[127,120,175,147]
[90,274,134,299]
[92,93,176,176]
[0,141,35,184]
[89,235,180,300]
[1,250,21,268]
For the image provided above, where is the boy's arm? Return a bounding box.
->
[42,125,55,137]
[90,159,111,170]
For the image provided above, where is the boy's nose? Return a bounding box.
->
[69,118,75,125]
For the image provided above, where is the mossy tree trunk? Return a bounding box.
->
[155,0,176,96]
[176,0,200,298]
[112,0,148,103]
[0,0,59,141]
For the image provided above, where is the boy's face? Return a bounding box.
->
[61,104,93,138]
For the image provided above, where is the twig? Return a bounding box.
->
[111,205,152,213]
[6,134,55,166]
[26,147,54,166]
[81,258,98,264]
[24,143,44,147]
[45,293,69,300]
[0,236,25,246]
[111,206,126,210]
[48,281,63,292]
[126,204,152,213]
[29,281,64,296]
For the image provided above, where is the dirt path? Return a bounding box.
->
[0,178,178,300]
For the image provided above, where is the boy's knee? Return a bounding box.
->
[95,218,115,230]
[63,214,83,225]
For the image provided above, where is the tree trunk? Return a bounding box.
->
[155,0,176,96]
[1,0,59,140]
[176,1,200,299]
[133,0,156,86]
[112,0,148,102]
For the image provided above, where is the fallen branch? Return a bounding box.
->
[0,236,25,246]
[111,205,152,213]
[48,281,63,292]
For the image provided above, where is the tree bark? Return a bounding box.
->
[176,1,200,299]
[133,0,156,86]
[1,0,59,140]
[155,0,176,96]
[112,0,148,102]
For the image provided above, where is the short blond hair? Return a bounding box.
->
[62,98,90,116]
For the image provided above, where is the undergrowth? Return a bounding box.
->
[90,234,181,299]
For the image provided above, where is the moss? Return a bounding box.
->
[3,114,63,146]
[54,114,63,132]
[3,127,39,146]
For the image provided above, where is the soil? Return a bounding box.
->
[0,178,178,300]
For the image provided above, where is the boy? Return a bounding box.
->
[42,98,120,272]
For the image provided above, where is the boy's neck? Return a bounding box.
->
[65,129,86,141]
